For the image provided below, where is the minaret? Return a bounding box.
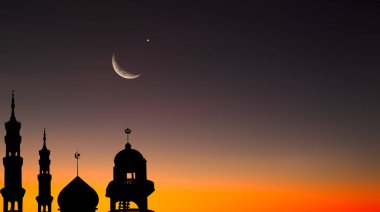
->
[1,91,26,212]
[36,129,53,212]
[106,128,155,212]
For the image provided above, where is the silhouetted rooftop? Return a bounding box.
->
[58,176,99,211]
[114,143,146,167]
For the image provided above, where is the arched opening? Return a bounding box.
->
[14,201,18,211]
[115,200,139,211]
[40,205,47,212]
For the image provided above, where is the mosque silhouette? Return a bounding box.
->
[1,92,155,212]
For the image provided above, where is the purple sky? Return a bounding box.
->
[0,0,379,211]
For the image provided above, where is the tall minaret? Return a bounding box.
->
[1,91,25,212]
[36,129,53,212]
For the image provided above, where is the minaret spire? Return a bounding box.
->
[10,90,16,120]
[43,128,47,149]
[6,90,20,127]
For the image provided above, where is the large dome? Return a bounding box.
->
[114,143,146,167]
[58,176,99,211]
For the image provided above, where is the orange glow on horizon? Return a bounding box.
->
[0,122,378,212]
[1,177,378,212]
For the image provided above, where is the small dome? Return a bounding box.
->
[114,143,146,167]
[58,176,99,211]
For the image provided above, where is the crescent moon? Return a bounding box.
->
[112,54,141,79]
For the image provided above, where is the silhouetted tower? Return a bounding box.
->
[1,91,26,212]
[106,128,155,212]
[36,129,53,212]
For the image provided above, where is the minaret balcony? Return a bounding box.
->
[106,180,154,197]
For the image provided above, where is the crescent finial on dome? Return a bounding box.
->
[125,128,132,149]
[75,150,80,176]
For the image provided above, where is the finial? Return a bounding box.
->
[11,90,15,109]
[75,149,80,176]
[125,128,131,142]
[10,90,15,119]
[125,128,132,149]
[43,128,47,148]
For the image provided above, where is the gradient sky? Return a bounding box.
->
[0,0,379,211]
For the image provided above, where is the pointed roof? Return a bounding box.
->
[39,128,50,155]
[5,90,21,129]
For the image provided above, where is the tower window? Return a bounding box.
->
[126,172,135,179]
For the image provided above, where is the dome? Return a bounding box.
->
[114,143,146,167]
[58,176,99,211]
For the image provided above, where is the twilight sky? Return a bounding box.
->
[0,0,379,211]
